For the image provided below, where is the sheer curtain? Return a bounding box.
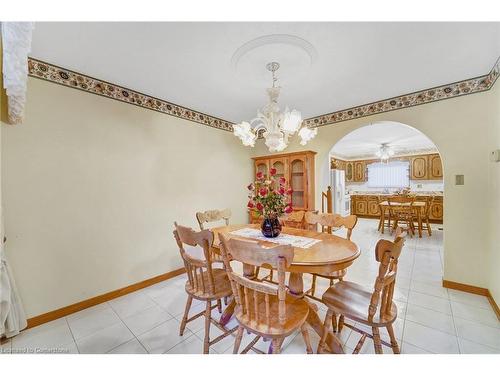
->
[368,161,410,188]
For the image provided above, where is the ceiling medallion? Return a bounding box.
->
[233,61,317,152]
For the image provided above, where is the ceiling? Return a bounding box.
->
[331,121,437,159]
[30,22,500,123]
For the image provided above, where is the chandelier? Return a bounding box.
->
[232,62,317,152]
[376,143,395,163]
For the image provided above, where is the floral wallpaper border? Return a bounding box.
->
[28,56,499,133]
[304,56,500,128]
[27,57,234,132]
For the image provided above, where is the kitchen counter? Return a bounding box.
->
[348,191,443,196]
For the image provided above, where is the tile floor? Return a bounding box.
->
[2,219,499,354]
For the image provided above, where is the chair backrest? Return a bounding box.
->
[281,210,306,229]
[304,211,358,240]
[424,196,434,217]
[218,233,293,326]
[387,196,415,215]
[196,208,231,230]
[368,227,406,321]
[173,222,216,296]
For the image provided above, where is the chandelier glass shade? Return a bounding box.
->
[375,143,395,162]
[232,62,317,152]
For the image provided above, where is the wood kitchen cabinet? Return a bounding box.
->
[428,154,443,179]
[354,161,366,182]
[345,162,354,182]
[410,156,428,179]
[253,151,316,212]
[351,194,443,223]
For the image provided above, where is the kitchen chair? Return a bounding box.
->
[196,208,231,230]
[415,196,433,236]
[387,196,416,237]
[174,223,237,354]
[377,196,392,234]
[318,228,406,354]
[281,210,306,229]
[304,211,358,331]
[218,234,313,354]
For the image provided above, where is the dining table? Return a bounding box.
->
[378,200,426,237]
[211,223,360,354]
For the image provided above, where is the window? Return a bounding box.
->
[368,161,409,188]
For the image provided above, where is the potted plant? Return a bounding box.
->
[247,168,293,238]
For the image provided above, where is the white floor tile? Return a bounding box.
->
[458,338,500,354]
[408,291,452,315]
[76,322,134,354]
[401,341,432,354]
[137,319,192,354]
[11,318,75,353]
[121,304,173,336]
[405,303,456,335]
[67,304,121,340]
[410,280,449,299]
[403,321,459,354]
[108,339,148,354]
[1,340,12,354]
[451,301,500,328]
[167,334,217,354]
[454,317,500,350]
[109,290,157,319]
[448,289,492,309]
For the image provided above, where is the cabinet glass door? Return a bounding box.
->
[290,157,306,210]
[255,160,269,179]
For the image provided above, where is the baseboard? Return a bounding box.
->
[442,279,500,320]
[26,267,185,330]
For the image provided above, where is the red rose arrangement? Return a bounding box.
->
[247,168,293,219]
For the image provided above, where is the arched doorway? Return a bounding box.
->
[325,121,445,288]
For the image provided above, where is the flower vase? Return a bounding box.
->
[261,217,282,238]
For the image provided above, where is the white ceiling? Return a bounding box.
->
[331,121,437,159]
[30,22,500,123]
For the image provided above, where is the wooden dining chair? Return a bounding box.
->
[174,223,237,354]
[303,211,358,331]
[218,233,313,354]
[318,228,406,354]
[196,208,231,230]
[415,196,433,236]
[377,196,392,234]
[387,196,415,237]
[281,210,306,229]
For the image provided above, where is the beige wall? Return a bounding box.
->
[252,87,497,291]
[487,82,500,303]
[2,78,252,317]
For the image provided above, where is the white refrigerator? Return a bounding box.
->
[331,169,347,215]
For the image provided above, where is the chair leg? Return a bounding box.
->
[203,301,211,354]
[427,218,432,236]
[223,296,228,305]
[233,326,244,354]
[271,338,282,354]
[317,309,333,353]
[300,323,313,354]
[331,312,337,333]
[269,269,274,281]
[254,266,260,279]
[372,327,383,354]
[217,299,222,314]
[310,275,317,297]
[338,314,345,333]
[386,324,400,354]
[179,295,193,336]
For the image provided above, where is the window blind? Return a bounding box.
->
[367,161,410,188]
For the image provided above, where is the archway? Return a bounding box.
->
[325,121,445,285]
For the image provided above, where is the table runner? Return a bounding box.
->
[229,228,322,249]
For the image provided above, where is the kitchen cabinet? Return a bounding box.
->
[253,151,316,212]
[354,161,366,182]
[345,162,354,182]
[367,198,380,216]
[350,194,443,223]
[410,156,429,180]
[428,154,443,179]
